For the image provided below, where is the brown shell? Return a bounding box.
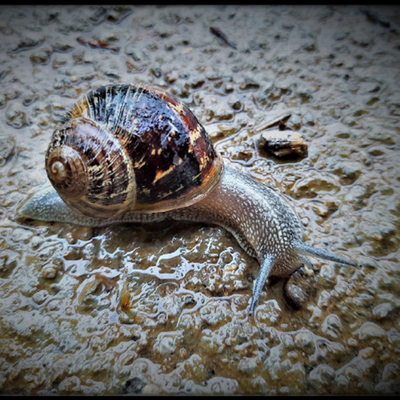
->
[45,83,223,218]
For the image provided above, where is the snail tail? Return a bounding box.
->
[293,240,359,267]
[249,254,275,315]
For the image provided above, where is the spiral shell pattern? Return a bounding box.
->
[46,117,136,218]
[46,84,223,217]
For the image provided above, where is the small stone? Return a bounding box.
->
[230,100,242,110]
[257,129,308,158]
[42,267,57,279]
[284,269,315,308]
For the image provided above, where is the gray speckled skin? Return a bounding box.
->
[19,165,358,314]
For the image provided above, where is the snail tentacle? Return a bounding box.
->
[292,240,360,267]
[249,254,275,315]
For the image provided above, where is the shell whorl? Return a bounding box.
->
[46,84,223,218]
[46,117,136,219]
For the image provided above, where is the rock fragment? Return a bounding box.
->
[284,268,315,309]
[257,129,308,158]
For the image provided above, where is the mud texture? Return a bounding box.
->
[1,5,400,395]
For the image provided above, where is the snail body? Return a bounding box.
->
[20,83,359,314]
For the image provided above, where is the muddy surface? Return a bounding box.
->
[1,5,400,395]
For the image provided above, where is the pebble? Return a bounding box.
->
[257,129,308,158]
[42,267,57,279]
[283,269,315,309]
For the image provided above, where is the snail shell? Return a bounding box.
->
[46,84,223,218]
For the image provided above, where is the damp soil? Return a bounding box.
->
[1,4,400,395]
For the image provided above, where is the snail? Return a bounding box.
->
[19,83,359,314]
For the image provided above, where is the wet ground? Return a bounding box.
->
[1,4,400,395]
